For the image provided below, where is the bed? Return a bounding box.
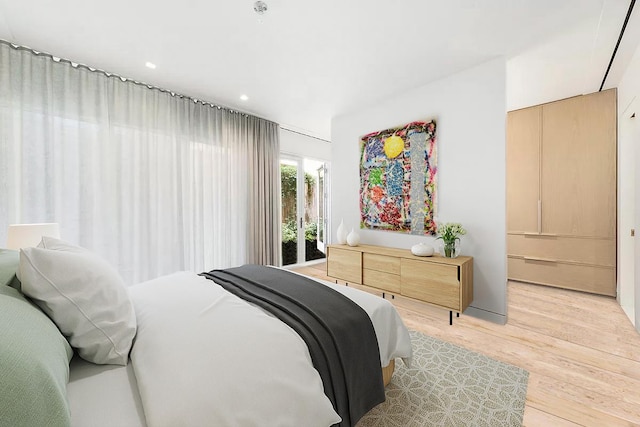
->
[0,238,412,427]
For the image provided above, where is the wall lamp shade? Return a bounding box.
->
[6,223,61,250]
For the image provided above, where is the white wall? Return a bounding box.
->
[280,128,331,161]
[617,41,640,330]
[507,4,640,111]
[618,97,637,324]
[331,58,507,324]
[507,18,605,110]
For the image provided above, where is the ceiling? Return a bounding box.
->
[0,0,636,140]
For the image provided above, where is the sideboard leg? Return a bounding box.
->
[391,294,395,300]
[449,311,453,325]
[382,292,386,299]
[457,312,460,318]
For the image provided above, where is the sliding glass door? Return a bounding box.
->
[280,156,328,266]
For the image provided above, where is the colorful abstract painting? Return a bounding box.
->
[360,120,437,234]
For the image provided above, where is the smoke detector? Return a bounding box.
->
[254,1,268,15]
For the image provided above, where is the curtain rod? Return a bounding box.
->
[599,0,636,91]
[0,39,276,123]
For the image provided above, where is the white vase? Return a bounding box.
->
[336,219,348,244]
[411,243,434,257]
[346,228,360,247]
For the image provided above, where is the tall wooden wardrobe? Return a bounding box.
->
[506,89,617,296]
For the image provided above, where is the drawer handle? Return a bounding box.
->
[524,256,558,263]
[523,232,558,237]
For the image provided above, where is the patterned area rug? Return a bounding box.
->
[358,330,529,427]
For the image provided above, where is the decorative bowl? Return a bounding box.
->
[411,243,434,257]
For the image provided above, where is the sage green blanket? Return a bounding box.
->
[1,249,73,427]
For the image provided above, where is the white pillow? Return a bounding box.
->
[19,236,136,365]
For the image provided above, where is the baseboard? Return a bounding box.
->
[621,303,635,327]
[465,306,506,325]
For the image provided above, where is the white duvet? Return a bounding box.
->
[128,271,412,427]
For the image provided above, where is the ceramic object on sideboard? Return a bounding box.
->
[411,243,434,257]
[346,228,360,246]
[336,219,348,244]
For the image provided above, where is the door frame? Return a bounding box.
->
[279,154,330,267]
[316,163,328,253]
[280,155,305,265]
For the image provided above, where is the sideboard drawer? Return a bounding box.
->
[327,247,362,284]
[363,268,401,293]
[401,259,460,310]
[363,253,400,275]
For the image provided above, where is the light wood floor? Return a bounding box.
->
[292,262,640,427]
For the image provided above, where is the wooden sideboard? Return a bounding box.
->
[326,244,473,324]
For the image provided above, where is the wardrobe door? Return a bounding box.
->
[541,89,616,238]
[507,106,541,233]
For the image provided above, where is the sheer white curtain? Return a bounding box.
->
[0,41,281,284]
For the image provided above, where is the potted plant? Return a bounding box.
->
[436,222,466,258]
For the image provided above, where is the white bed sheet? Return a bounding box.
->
[287,269,412,367]
[67,356,146,427]
[67,270,412,427]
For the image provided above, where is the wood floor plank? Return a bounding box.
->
[508,306,640,361]
[293,263,640,427]
[508,288,635,336]
[463,316,640,382]
[523,406,582,427]
[527,375,639,427]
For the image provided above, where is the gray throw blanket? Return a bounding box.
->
[201,265,385,427]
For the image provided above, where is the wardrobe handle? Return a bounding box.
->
[537,200,541,233]
[524,256,557,263]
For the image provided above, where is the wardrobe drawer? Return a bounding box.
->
[363,253,400,275]
[363,269,401,293]
[508,256,615,296]
[507,234,615,267]
[401,259,460,310]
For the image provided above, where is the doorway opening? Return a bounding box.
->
[280,157,328,266]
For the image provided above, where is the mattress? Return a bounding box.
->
[67,356,146,427]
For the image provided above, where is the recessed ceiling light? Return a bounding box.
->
[145,62,156,69]
[240,94,249,101]
[254,1,268,15]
